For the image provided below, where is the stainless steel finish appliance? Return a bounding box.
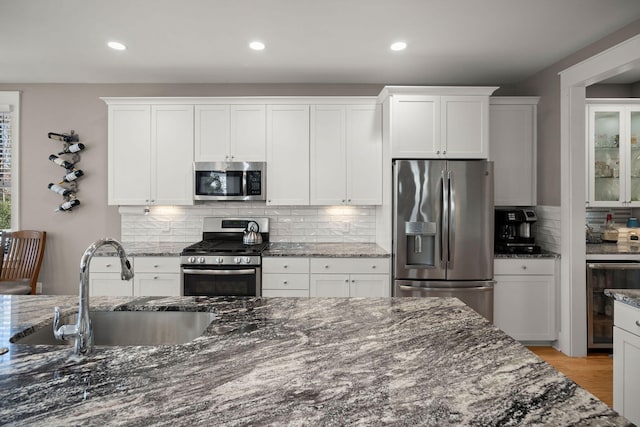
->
[181,217,269,297]
[194,161,265,201]
[495,208,541,254]
[393,159,495,321]
[586,261,640,349]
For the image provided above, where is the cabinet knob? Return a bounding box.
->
[283,265,288,269]
[371,265,376,269]
[635,320,640,327]
[153,276,159,280]
[106,264,112,267]
[344,279,348,283]
[324,265,329,269]
[283,281,288,285]
[153,265,159,268]
[347,199,351,203]
[352,280,356,283]
[521,265,527,270]
[443,150,446,155]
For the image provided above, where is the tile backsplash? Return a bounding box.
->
[119,202,377,244]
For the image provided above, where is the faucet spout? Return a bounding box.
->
[54,238,134,356]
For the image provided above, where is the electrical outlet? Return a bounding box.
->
[36,282,43,294]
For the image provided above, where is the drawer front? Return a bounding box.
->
[135,256,180,274]
[262,258,310,274]
[263,273,310,290]
[494,258,555,275]
[614,301,640,337]
[263,289,309,297]
[90,257,134,273]
[310,258,390,274]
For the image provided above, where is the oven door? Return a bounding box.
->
[182,265,261,297]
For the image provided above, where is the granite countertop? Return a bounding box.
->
[0,295,629,426]
[494,250,559,259]
[586,242,640,255]
[263,242,389,258]
[95,242,390,258]
[604,289,640,309]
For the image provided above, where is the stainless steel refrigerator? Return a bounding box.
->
[393,159,495,321]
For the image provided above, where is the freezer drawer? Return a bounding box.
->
[394,280,494,322]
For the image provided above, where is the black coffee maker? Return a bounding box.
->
[495,208,541,254]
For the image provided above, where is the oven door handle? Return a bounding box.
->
[182,268,256,275]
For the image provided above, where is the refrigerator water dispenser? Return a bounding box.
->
[405,221,436,266]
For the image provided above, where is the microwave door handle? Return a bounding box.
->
[448,170,455,269]
[182,268,256,275]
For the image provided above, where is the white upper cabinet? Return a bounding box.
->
[266,105,310,205]
[194,104,266,162]
[310,104,382,205]
[379,86,497,159]
[587,100,640,207]
[106,102,194,206]
[489,97,539,206]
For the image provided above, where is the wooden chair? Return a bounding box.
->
[0,230,46,295]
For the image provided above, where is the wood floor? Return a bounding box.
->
[527,346,613,407]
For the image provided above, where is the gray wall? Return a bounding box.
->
[497,18,640,206]
[0,83,382,294]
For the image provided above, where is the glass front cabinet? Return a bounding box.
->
[587,100,640,207]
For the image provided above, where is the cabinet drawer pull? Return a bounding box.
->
[324,265,329,269]
[283,281,288,285]
[344,279,348,283]
[153,265,159,268]
[283,265,288,269]
[371,265,376,269]
[636,320,640,327]
[521,265,527,270]
[153,276,159,280]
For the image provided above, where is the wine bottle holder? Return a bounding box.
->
[47,130,84,212]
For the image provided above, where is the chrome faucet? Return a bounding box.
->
[53,238,134,355]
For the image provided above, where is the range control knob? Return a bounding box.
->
[234,257,242,264]
[216,257,224,264]
[243,257,251,264]
[188,256,196,264]
[198,257,206,264]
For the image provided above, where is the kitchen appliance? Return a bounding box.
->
[494,208,541,254]
[243,221,263,245]
[586,261,640,349]
[181,217,269,297]
[194,161,265,201]
[393,159,495,322]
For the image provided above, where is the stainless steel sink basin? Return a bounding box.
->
[13,310,217,346]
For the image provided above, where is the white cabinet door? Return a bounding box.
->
[310,274,351,297]
[108,105,152,205]
[349,274,389,297]
[230,105,266,161]
[266,105,310,205]
[614,324,640,425]
[391,95,440,158]
[194,105,266,162]
[441,96,489,158]
[310,105,347,205]
[89,273,134,296]
[490,99,538,206]
[152,105,194,205]
[194,105,230,161]
[134,273,181,296]
[346,105,382,205]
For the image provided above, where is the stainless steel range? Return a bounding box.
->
[180,217,269,297]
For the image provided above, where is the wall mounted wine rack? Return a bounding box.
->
[47,130,85,212]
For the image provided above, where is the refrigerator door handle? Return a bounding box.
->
[440,170,447,268]
[448,169,455,269]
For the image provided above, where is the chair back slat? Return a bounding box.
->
[0,230,47,294]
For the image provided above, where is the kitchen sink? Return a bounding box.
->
[12,310,217,346]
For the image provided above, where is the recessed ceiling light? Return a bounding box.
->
[390,41,407,51]
[107,41,127,51]
[249,41,265,51]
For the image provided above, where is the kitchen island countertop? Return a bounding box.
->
[0,295,629,426]
[604,288,640,309]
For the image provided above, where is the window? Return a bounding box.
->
[0,92,19,231]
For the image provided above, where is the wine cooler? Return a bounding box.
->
[586,261,640,350]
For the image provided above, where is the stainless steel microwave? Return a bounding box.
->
[194,161,266,201]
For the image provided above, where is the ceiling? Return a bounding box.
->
[2,0,640,86]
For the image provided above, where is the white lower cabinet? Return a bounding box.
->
[262,258,310,297]
[613,301,640,425]
[493,258,557,341]
[309,258,390,297]
[89,256,180,297]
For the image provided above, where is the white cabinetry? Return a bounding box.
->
[310,105,382,205]
[194,104,266,162]
[489,97,539,206]
[613,300,640,425]
[262,257,310,297]
[266,105,310,205]
[379,87,497,159]
[309,258,390,297]
[587,100,640,207]
[89,256,180,297]
[106,102,194,205]
[133,257,181,296]
[493,258,557,341]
